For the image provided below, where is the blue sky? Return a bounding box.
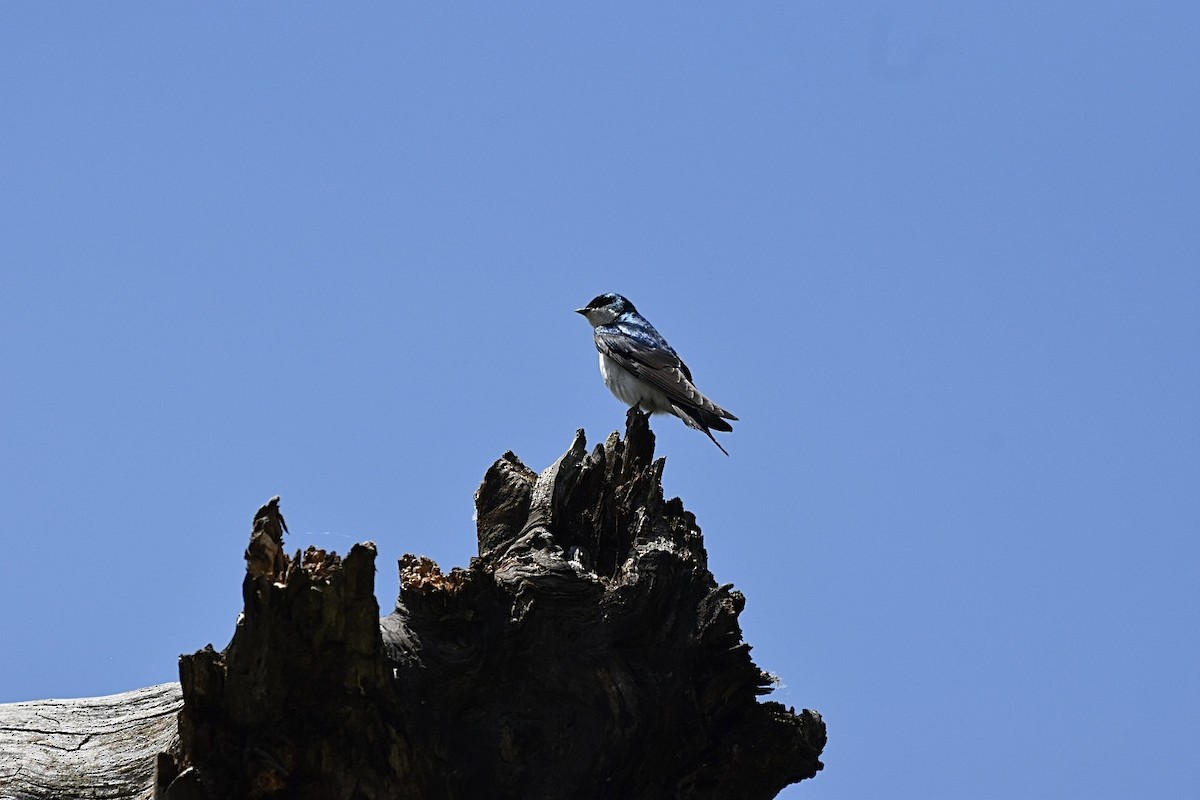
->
[2,4,1197,798]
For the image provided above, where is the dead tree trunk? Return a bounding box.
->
[0,411,825,799]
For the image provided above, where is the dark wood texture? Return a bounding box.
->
[1,410,825,799]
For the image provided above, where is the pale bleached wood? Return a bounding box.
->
[0,682,181,800]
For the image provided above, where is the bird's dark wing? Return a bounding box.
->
[594,325,738,425]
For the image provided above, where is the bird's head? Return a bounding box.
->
[575,293,636,327]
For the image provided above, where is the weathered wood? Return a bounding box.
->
[386,410,826,799]
[1,410,825,799]
[0,683,181,800]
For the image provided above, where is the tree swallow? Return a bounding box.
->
[575,293,738,455]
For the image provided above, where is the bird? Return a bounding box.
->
[575,293,737,455]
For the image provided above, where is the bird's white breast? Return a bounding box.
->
[599,353,673,414]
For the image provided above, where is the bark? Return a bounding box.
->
[0,410,825,799]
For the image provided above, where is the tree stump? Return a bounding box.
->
[0,410,825,799]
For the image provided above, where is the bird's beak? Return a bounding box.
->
[574,308,587,315]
